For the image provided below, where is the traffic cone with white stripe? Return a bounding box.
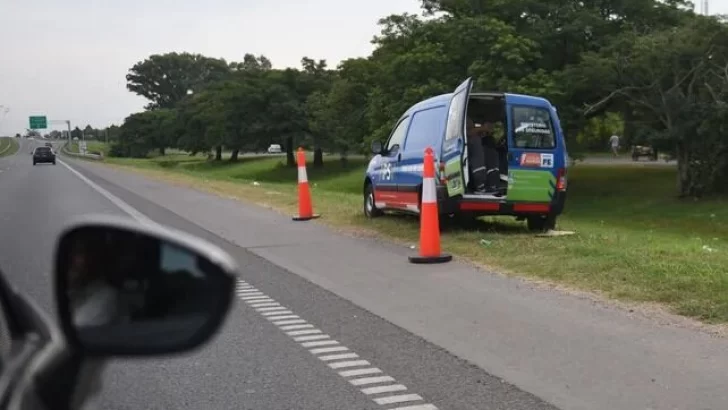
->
[409,147,452,264]
[292,147,320,221]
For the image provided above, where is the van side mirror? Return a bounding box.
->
[54,215,236,357]
[370,141,383,155]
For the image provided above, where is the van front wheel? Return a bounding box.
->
[364,183,384,218]
[527,215,556,232]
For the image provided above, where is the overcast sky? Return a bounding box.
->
[1,0,726,135]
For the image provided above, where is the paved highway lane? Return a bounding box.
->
[0,144,557,409]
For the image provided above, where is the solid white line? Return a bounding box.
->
[349,376,396,386]
[309,346,349,355]
[339,368,382,378]
[255,306,287,312]
[374,394,423,405]
[274,319,307,326]
[287,329,322,336]
[279,324,314,331]
[319,353,359,361]
[361,384,407,395]
[58,159,155,225]
[389,405,438,410]
[293,335,330,342]
[268,315,300,321]
[328,360,370,369]
[260,310,293,316]
[301,340,339,348]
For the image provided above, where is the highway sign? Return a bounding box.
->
[29,116,47,129]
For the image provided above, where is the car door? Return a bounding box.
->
[375,116,411,209]
[440,77,473,198]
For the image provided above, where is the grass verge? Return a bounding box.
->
[103,154,728,322]
[0,137,19,157]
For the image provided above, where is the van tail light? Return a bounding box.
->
[556,168,567,191]
[439,161,447,185]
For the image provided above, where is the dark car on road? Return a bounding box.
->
[32,146,56,165]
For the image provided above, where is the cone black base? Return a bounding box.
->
[408,254,452,264]
[292,214,321,221]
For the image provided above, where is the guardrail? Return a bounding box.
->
[61,142,104,160]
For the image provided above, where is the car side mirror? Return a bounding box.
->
[54,215,236,357]
[370,141,383,155]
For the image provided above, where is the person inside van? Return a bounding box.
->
[466,117,502,195]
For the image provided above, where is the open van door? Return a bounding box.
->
[441,77,473,198]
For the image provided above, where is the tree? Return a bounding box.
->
[83,124,94,139]
[126,52,230,109]
[582,17,728,196]
[70,127,83,140]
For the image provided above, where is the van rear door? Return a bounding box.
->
[505,97,564,205]
[440,77,473,198]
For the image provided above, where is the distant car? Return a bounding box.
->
[267,144,282,154]
[44,142,53,148]
[32,146,56,165]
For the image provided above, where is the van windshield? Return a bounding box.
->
[511,106,556,149]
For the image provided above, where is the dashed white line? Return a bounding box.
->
[235,279,438,409]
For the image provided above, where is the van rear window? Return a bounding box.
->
[511,106,556,149]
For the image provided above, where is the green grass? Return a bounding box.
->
[0,137,19,157]
[104,154,728,323]
[0,137,20,157]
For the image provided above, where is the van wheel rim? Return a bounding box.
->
[366,192,374,214]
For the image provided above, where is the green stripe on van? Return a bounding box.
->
[507,169,555,202]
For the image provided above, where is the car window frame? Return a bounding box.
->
[403,105,447,154]
[384,115,411,156]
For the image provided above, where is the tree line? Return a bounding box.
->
[108,0,728,197]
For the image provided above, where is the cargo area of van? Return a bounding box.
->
[463,93,509,200]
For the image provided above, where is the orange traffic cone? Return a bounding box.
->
[292,147,320,221]
[409,147,452,264]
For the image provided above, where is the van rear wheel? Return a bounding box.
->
[527,214,556,232]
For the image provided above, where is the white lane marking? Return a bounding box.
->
[389,405,438,410]
[350,376,396,386]
[280,324,315,331]
[328,360,371,369]
[310,346,349,354]
[294,334,330,342]
[274,319,307,325]
[361,384,407,395]
[301,340,339,348]
[319,353,359,361]
[286,329,320,336]
[58,159,156,225]
[374,394,423,405]
[339,368,382,377]
[260,310,293,316]
[235,279,437,409]
[267,315,299,321]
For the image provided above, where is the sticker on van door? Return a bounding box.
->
[520,153,553,168]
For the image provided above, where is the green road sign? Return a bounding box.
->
[29,116,47,129]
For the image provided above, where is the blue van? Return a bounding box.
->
[363,78,568,231]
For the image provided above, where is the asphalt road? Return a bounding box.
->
[1,138,727,410]
[0,139,556,409]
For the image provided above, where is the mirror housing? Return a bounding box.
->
[54,215,236,357]
[370,141,383,155]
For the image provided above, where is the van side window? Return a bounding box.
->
[385,116,411,154]
[511,106,556,149]
[404,106,446,153]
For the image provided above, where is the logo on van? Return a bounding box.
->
[520,153,554,168]
[520,153,542,167]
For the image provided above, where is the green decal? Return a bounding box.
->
[444,157,464,197]
[507,169,555,202]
